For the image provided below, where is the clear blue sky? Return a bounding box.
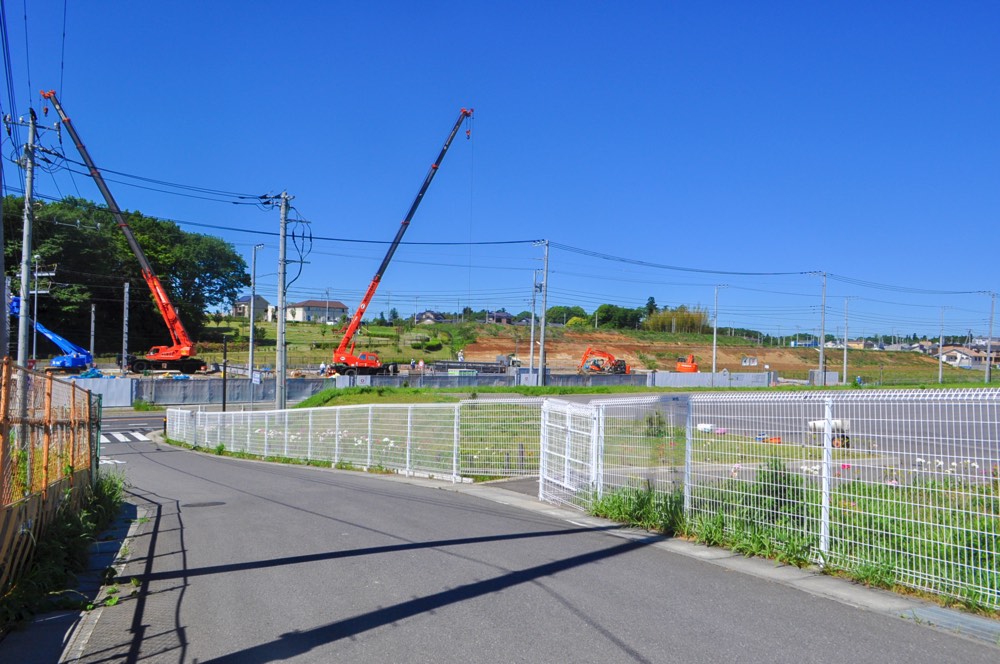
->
[3,2,998,340]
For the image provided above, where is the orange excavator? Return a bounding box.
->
[42,90,205,374]
[579,347,631,374]
[331,108,474,376]
[675,354,699,372]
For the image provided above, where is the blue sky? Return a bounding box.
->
[3,2,998,340]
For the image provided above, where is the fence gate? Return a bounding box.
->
[539,399,600,509]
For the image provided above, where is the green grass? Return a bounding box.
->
[589,459,1000,613]
[295,386,461,408]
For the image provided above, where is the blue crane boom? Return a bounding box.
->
[9,297,92,370]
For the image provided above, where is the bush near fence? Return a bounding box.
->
[0,359,102,602]
[539,390,1000,610]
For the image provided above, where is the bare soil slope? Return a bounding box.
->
[464,329,942,376]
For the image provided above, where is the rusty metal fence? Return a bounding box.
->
[0,358,102,598]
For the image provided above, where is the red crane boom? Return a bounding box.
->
[41,90,204,373]
[332,108,473,375]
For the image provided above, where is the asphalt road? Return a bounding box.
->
[57,433,998,663]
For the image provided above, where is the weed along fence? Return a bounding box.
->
[0,358,102,598]
[167,398,544,481]
[166,389,1000,610]
[541,390,1000,611]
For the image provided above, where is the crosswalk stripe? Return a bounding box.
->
[99,430,151,445]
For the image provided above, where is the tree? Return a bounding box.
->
[595,304,643,329]
[546,305,587,324]
[646,296,657,316]
[3,196,249,353]
[566,316,590,330]
[388,307,400,323]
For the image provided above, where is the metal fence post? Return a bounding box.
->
[684,399,693,515]
[264,413,269,457]
[283,411,289,457]
[452,404,460,483]
[367,406,373,468]
[592,404,603,500]
[308,410,314,460]
[820,397,833,562]
[406,405,413,476]
[539,401,549,501]
[335,409,340,463]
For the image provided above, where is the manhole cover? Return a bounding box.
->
[181,501,225,508]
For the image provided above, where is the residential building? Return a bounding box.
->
[266,299,349,323]
[938,346,988,370]
[487,310,514,325]
[416,311,445,325]
[232,295,270,320]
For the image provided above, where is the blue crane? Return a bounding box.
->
[8,296,93,371]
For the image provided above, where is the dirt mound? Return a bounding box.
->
[463,330,776,371]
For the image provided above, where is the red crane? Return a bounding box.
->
[332,108,474,376]
[42,90,205,374]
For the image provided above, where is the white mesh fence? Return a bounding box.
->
[167,390,1000,609]
[686,389,1000,609]
[166,399,542,482]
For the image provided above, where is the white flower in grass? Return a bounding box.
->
[950,462,958,468]
[383,437,391,443]
[934,459,944,468]
[915,458,925,465]
[970,462,979,470]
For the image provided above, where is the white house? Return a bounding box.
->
[939,346,987,370]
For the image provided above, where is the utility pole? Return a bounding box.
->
[712,284,726,385]
[938,307,945,384]
[16,109,37,370]
[842,298,850,385]
[276,192,291,410]
[529,269,540,378]
[537,240,549,386]
[249,243,263,412]
[818,271,827,386]
[221,335,228,413]
[987,292,995,384]
[31,254,40,362]
[90,304,96,364]
[122,282,130,376]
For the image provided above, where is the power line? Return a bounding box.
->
[550,241,815,276]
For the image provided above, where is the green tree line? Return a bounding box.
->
[3,196,248,355]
